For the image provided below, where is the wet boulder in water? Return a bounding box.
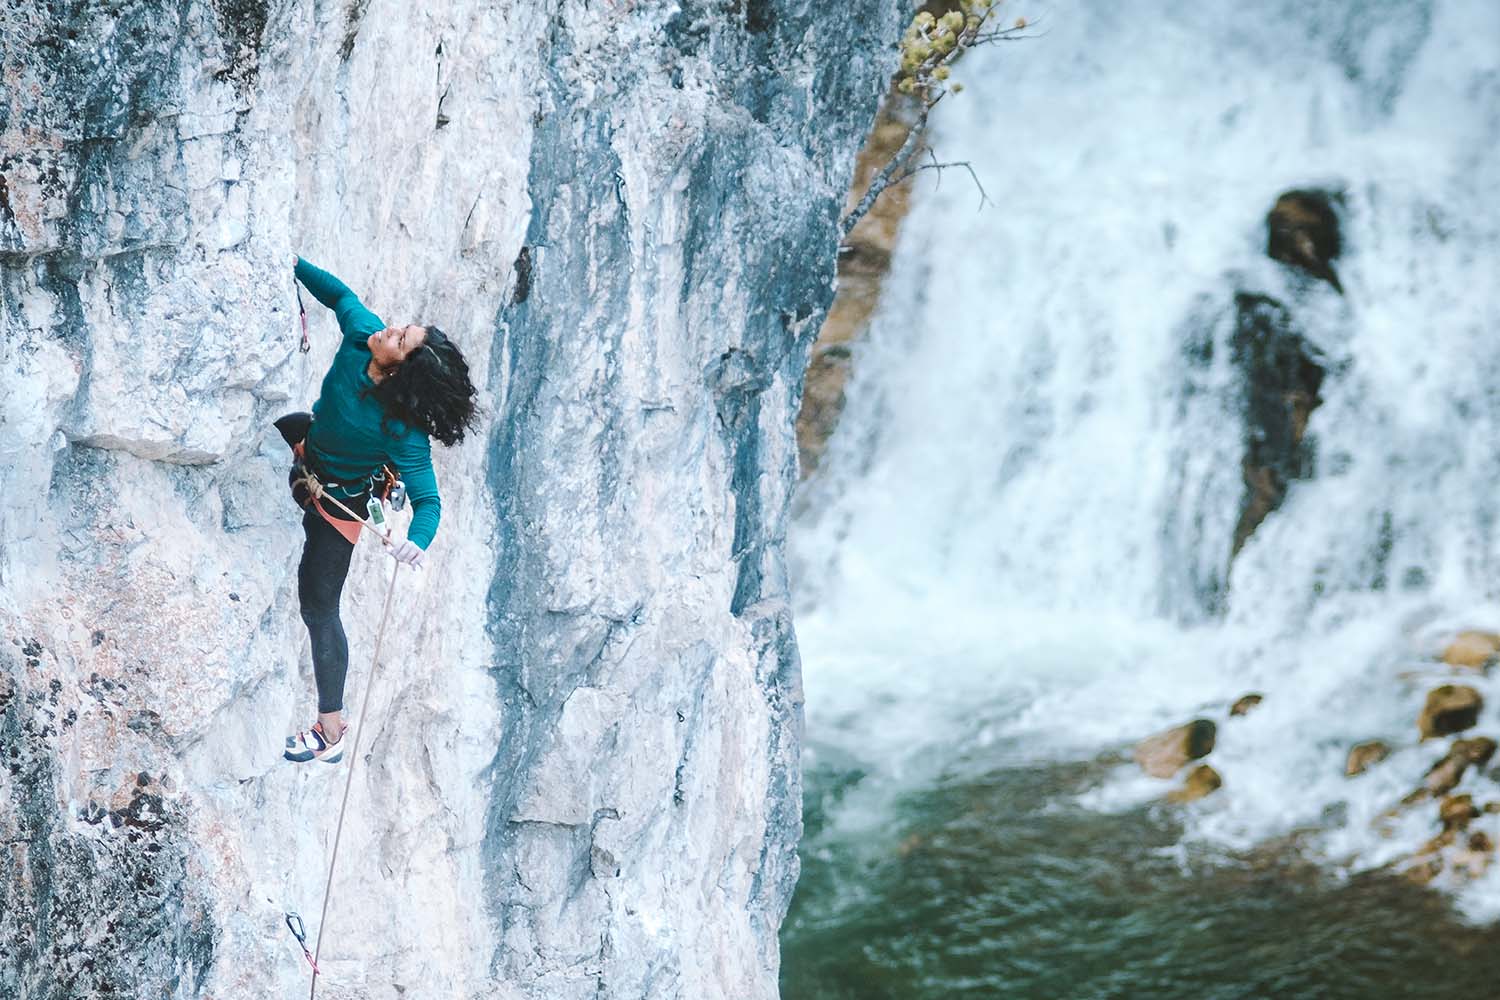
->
[1229,693,1263,717]
[1447,834,1494,880]
[1421,827,1458,855]
[1439,794,1480,832]
[1134,718,1216,778]
[1404,813,1494,883]
[1167,763,1223,803]
[1418,737,1496,798]
[1455,737,1497,766]
[1345,739,1391,777]
[1403,853,1446,885]
[1229,294,1326,557]
[1439,630,1500,672]
[1419,685,1484,739]
[1266,190,1343,294]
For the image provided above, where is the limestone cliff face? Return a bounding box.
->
[0,2,900,997]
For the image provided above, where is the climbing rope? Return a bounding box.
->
[281,460,404,998]
[305,555,402,999]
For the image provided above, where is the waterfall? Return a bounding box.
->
[793,0,1500,918]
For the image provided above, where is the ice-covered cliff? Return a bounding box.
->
[0,1,901,996]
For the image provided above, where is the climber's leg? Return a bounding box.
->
[284,507,356,763]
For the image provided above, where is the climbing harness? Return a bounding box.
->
[284,912,319,974]
[291,451,376,546]
[289,444,404,547]
[296,284,311,353]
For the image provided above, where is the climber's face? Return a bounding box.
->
[368,324,428,371]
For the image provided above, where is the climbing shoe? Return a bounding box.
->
[283,721,346,764]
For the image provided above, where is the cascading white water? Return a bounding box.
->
[793,0,1500,920]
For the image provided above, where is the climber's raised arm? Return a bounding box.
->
[294,256,384,345]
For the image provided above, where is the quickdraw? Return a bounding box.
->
[284,912,319,975]
[296,284,311,353]
[371,463,405,509]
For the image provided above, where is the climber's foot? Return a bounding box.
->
[283,721,345,764]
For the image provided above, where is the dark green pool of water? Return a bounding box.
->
[780,752,1500,1000]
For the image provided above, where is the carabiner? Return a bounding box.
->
[285,911,319,973]
[296,285,311,353]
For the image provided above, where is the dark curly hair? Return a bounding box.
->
[361,326,478,446]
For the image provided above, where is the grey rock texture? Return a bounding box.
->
[0,1,901,997]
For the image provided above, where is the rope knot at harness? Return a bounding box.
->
[297,469,327,501]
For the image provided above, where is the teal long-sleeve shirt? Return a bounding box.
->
[294,257,442,549]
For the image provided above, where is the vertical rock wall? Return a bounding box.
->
[0,1,900,997]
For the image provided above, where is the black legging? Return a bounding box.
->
[298,505,358,713]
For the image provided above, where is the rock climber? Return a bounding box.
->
[280,256,477,763]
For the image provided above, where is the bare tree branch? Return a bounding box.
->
[890,156,990,213]
[973,17,1043,44]
[840,95,943,240]
[837,4,1040,238]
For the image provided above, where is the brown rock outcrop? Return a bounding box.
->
[1266,190,1343,294]
[1228,294,1326,558]
[1404,824,1494,885]
[1421,829,1458,855]
[1134,719,1216,778]
[1345,740,1390,777]
[1419,685,1483,739]
[1403,853,1445,885]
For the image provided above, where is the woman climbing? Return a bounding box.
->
[280,256,478,764]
